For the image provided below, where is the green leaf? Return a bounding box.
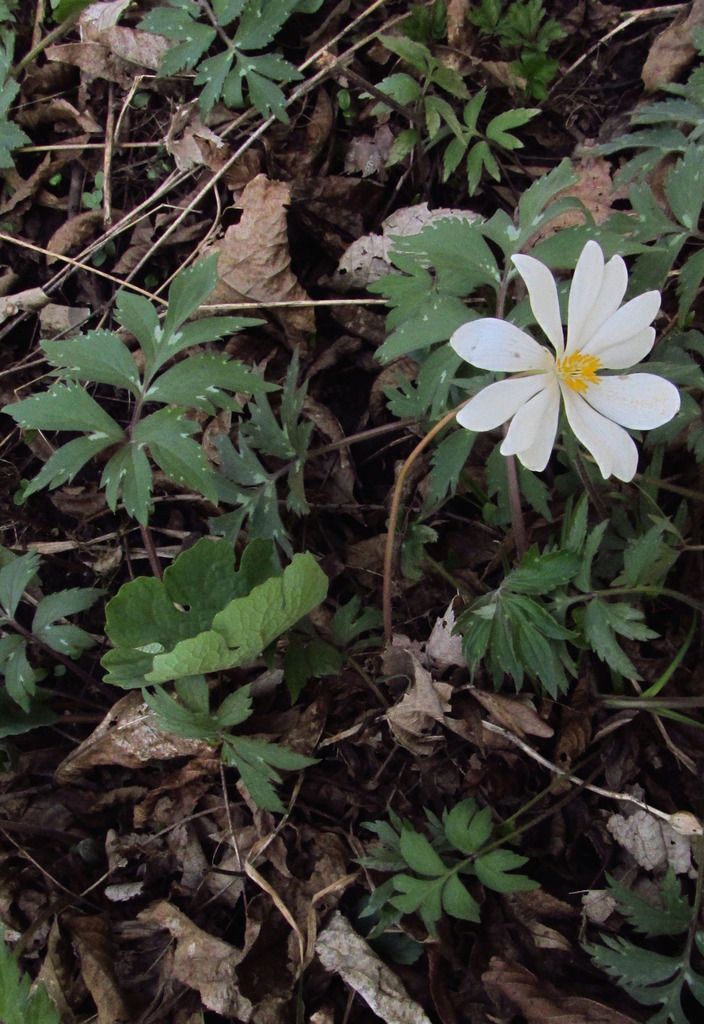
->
[235,0,300,50]
[5,381,124,439]
[23,435,116,501]
[101,443,153,524]
[115,291,160,373]
[441,873,481,922]
[665,146,704,231]
[0,925,60,1024]
[424,428,475,506]
[283,636,343,701]
[222,734,316,813]
[379,34,432,73]
[580,599,657,680]
[0,691,57,738]
[43,332,141,396]
[330,596,382,647]
[212,0,246,22]
[145,354,272,412]
[215,684,253,728]
[32,586,100,637]
[0,552,41,618]
[195,50,234,116]
[486,107,539,148]
[162,255,218,339]
[246,68,289,121]
[399,828,446,876]
[0,75,30,167]
[507,548,580,594]
[443,799,492,854]
[606,870,692,938]
[133,407,218,503]
[474,849,536,893]
[104,544,327,686]
[677,247,704,321]
[0,635,38,712]
[374,73,422,107]
[574,520,608,592]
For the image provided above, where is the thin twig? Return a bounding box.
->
[481,719,703,832]
[382,403,468,641]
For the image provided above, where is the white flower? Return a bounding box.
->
[450,240,680,482]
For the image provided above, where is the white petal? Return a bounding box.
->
[567,241,605,351]
[451,319,553,372]
[584,328,655,370]
[500,379,560,472]
[583,373,680,429]
[562,387,639,481]
[512,254,564,356]
[456,375,550,432]
[566,254,628,354]
[580,291,661,363]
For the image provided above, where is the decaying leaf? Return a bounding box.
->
[383,643,453,755]
[316,912,433,1024]
[470,687,554,740]
[344,125,394,178]
[54,692,210,783]
[39,303,91,335]
[166,106,229,172]
[46,211,105,263]
[642,0,704,91]
[68,916,130,1024]
[607,808,693,874]
[482,957,639,1023]
[138,900,253,1019]
[334,203,479,290]
[425,600,465,672]
[204,174,314,343]
[533,153,626,240]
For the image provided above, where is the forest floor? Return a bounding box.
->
[1,0,704,1022]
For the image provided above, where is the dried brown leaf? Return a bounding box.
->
[69,916,131,1024]
[16,99,101,133]
[425,600,465,672]
[534,153,626,241]
[642,0,704,91]
[46,211,104,263]
[384,644,453,755]
[316,912,433,1024]
[607,809,692,874]
[204,174,314,343]
[138,900,253,1018]
[55,692,210,783]
[469,687,554,740]
[482,957,639,1023]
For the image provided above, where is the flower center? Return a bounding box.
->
[555,352,602,394]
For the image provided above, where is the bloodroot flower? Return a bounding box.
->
[450,240,680,481]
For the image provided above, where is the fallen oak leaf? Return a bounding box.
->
[316,912,433,1024]
[137,900,253,1019]
[482,956,640,1023]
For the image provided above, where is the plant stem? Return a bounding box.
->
[9,619,101,691]
[11,12,80,77]
[505,453,527,559]
[140,524,163,580]
[563,585,704,616]
[574,449,607,519]
[382,403,467,642]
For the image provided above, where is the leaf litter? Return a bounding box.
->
[1,2,704,1023]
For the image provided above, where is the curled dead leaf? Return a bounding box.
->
[316,912,433,1024]
[642,0,704,91]
[383,644,453,755]
[55,691,211,783]
[46,211,105,263]
[138,900,253,1019]
[469,687,554,740]
[482,957,639,1023]
[68,916,131,1024]
[204,174,314,344]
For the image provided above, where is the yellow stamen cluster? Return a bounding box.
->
[556,352,602,394]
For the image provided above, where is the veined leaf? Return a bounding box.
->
[133,407,218,503]
[6,381,124,439]
[145,354,273,412]
[43,332,141,395]
[0,552,41,618]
